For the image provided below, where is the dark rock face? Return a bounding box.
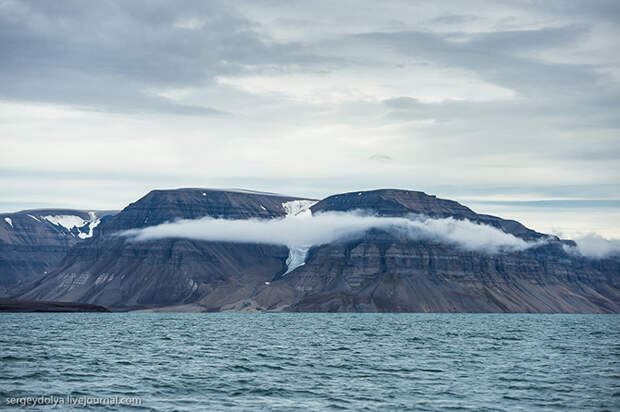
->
[312,189,546,240]
[254,191,618,313]
[265,232,619,313]
[253,190,618,313]
[12,188,620,313]
[99,188,298,234]
[0,209,116,295]
[0,298,109,312]
[17,189,312,310]
[312,189,477,217]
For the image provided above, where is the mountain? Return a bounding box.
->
[0,209,116,295]
[311,189,546,240]
[12,188,620,313]
[16,189,315,310]
[253,190,618,313]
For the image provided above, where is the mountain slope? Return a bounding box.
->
[250,190,618,313]
[14,188,620,313]
[255,231,618,313]
[17,189,314,310]
[311,189,547,240]
[0,209,116,295]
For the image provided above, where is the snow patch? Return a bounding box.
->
[282,199,317,218]
[281,200,318,274]
[27,214,41,222]
[43,214,89,231]
[43,212,100,238]
[4,217,13,228]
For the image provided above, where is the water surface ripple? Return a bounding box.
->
[1,313,618,411]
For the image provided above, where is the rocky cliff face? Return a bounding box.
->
[99,188,300,234]
[247,190,619,313]
[12,188,620,313]
[0,209,116,295]
[17,189,313,310]
[311,189,547,240]
[258,232,618,313]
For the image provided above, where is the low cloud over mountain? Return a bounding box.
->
[120,211,543,254]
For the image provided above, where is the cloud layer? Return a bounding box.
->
[1,1,618,239]
[565,234,620,259]
[120,212,540,254]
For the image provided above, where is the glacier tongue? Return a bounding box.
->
[281,199,318,274]
[284,246,310,275]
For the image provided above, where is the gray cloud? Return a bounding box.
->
[0,0,618,239]
[368,154,393,162]
[0,0,325,114]
[362,29,618,108]
[383,97,421,109]
[431,14,478,25]
[468,200,620,209]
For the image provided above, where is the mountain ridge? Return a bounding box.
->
[4,188,618,313]
[0,209,117,294]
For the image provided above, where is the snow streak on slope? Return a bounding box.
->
[282,200,318,275]
[4,217,13,228]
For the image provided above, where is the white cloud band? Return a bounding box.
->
[120,211,543,255]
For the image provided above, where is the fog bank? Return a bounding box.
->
[120,212,542,254]
[565,234,620,259]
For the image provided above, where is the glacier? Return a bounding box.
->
[42,212,101,239]
[281,199,317,274]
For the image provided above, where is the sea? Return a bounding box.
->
[1,313,618,411]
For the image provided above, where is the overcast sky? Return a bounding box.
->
[1,0,619,237]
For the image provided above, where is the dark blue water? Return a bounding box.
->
[1,314,618,411]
